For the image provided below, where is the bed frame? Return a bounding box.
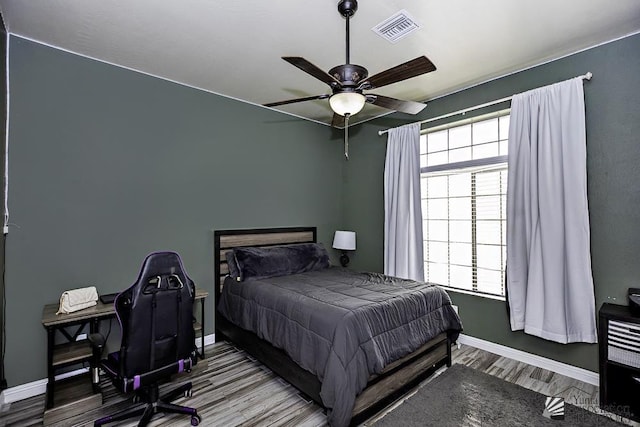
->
[214,226,452,425]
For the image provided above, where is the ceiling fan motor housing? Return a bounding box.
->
[329,64,368,87]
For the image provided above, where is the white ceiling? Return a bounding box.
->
[1,0,640,127]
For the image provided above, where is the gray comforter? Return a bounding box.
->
[217,267,463,427]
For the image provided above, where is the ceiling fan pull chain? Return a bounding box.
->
[344,113,350,160]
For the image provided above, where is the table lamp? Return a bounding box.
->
[333,230,356,267]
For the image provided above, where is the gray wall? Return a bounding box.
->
[5,37,344,386]
[5,32,639,388]
[343,33,640,372]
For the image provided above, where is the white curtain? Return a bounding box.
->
[384,122,424,281]
[506,77,597,344]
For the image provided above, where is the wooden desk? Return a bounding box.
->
[41,288,208,410]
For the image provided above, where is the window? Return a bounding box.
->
[420,111,509,298]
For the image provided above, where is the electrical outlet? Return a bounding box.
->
[2,225,7,234]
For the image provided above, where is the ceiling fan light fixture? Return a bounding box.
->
[329,92,366,116]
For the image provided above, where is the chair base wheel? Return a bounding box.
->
[191,414,201,425]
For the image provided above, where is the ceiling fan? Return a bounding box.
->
[264,0,436,158]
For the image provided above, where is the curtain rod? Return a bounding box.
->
[378,72,592,136]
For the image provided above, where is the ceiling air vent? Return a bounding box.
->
[372,10,420,43]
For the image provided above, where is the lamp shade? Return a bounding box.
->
[329,92,366,116]
[333,230,356,251]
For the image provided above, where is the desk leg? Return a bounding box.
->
[90,318,100,393]
[46,327,55,409]
[200,298,205,359]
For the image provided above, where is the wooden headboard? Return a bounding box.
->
[213,226,317,309]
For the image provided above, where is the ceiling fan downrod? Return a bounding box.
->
[338,0,358,65]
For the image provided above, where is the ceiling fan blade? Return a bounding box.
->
[283,57,342,87]
[331,113,346,128]
[264,94,330,108]
[362,56,436,89]
[367,94,427,115]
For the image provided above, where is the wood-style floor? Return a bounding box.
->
[0,341,636,426]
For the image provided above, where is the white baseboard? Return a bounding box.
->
[0,333,216,405]
[1,378,47,405]
[457,334,599,386]
[202,333,216,347]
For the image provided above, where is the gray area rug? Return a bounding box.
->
[374,364,624,426]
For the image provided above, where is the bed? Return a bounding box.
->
[214,227,462,427]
